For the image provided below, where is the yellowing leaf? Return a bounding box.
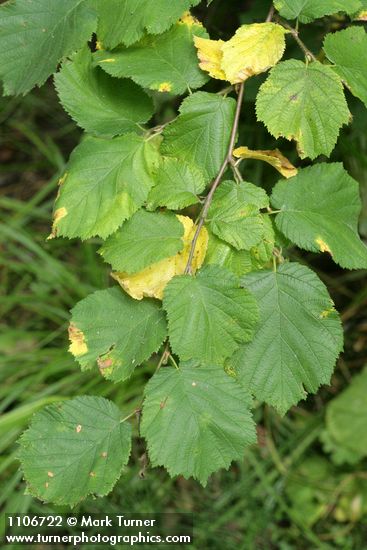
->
[112,215,208,300]
[355,10,367,20]
[48,207,68,239]
[315,237,332,254]
[319,306,335,319]
[179,12,202,27]
[233,146,298,178]
[68,323,88,357]
[221,23,288,84]
[112,258,175,300]
[193,36,226,80]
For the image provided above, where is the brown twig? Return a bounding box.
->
[266,5,275,22]
[277,18,317,61]
[184,82,245,274]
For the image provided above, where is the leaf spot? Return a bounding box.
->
[68,323,88,357]
[320,306,335,319]
[58,172,68,186]
[158,82,172,92]
[47,207,68,239]
[47,471,54,478]
[97,357,113,370]
[76,424,82,433]
[160,397,168,409]
[315,237,332,254]
[179,12,202,27]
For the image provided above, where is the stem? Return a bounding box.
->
[217,84,235,96]
[120,409,140,424]
[155,341,170,372]
[168,354,180,370]
[272,254,277,272]
[266,5,275,22]
[117,10,271,431]
[184,82,245,274]
[229,158,242,183]
[292,32,317,62]
[278,19,317,62]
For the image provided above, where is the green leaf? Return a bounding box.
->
[286,455,367,524]
[205,232,254,276]
[274,0,361,23]
[0,0,97,96]
[256,60,351,159]
[285,456,337,527]
[208,180,269,250]
[147,157,206,210]
[99,210,184,273]
[51,134,160,240]
[324,27,367,108]
[96,21,208,96]
[141,365,256,485]
[54,47,153,138]
[319,430,359,465]
[322,367,367,464]
[356,0,367,15]
[94,0,201,48]
[17,396,131,506]
[205,216,274,275]
[162,92,236,182]
[271,163,367,269]
[231,262,343,414]
[163,265,259,364]
[69,288,167,382]
[246,215,276,270]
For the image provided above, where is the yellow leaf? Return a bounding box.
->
[193,36,226,80]
[112,215,208,300]
[233,146,298,178]
[221,23,288,84]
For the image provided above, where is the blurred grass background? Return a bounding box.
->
[1,1,367,548]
